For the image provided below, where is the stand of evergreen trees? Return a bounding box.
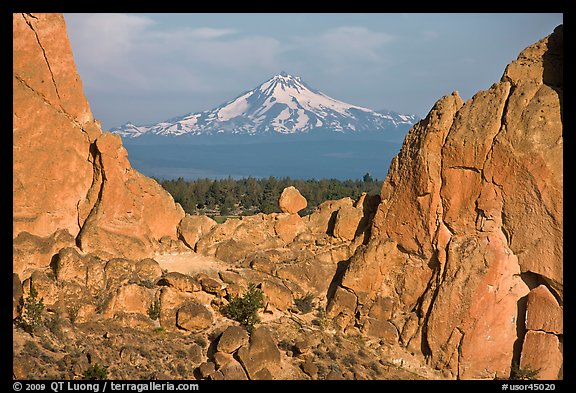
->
[158,175,382,217]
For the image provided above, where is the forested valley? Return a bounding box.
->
[158,174,382,219]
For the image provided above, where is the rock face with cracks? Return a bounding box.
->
[13,13,185,260]
[328,26,563,379]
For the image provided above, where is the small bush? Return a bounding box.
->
[140,279,156,289]
[83,363,108,380]
[17,284,45,334]
[222,283,264,332]
[193,336,208,348]
[23,340,41,357]
[45,312,64,339]
[177,363,187,376]
[312,306,328,330]
[342,354,358,368]
[278,339,295,353]
[148,300,161,320]
[68,305,80,324]
[294,293,315,314]
[510,362,540,380]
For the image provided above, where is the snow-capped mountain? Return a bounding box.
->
[111,72,418,138]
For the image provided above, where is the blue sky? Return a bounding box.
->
[64,13,563,130]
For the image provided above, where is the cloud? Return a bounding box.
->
[278,26,396,79]
[65,13,281,93]
[63,15,398,126]
[66,14,155,62]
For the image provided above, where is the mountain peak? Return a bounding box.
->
[270,71,302,83]
[111,73,418,137]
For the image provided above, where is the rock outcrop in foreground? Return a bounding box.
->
[328,25,563,379]
[13,13,562,381]
[13,13,185,275]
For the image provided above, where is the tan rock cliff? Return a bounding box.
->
[328,25,563,379]
[13,13,185,265]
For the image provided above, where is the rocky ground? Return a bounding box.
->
[13,189,443,380]
[13,303,438,380]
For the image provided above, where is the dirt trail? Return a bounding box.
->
[153,252,232,278]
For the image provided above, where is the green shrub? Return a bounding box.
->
[68,305,80,324]
[294,293,315,314]
[139,279,156,289]
[83,363,108,380]
[312,306,328,330]
[17,284,45,334]
[153,327,166,335]
[222,283,264,332]
[45,312,64,338]
[510,362,540,380]
[193,336,208,348]
[148,299,161,320]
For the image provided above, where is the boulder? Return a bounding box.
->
[261,279,293,311]
[177,214,217,250]
[249,256,277,276]
[13,229,75,280]
[279,186,307,214]
[196,219,242,256]
[23,271,60,307]
[102,284,154,318]
[276,259,337,296]
[219,358,248,380]
[525,285,562,334]
[234,214,278,244]
[135,258,163,282]
[303,198,353,235]
[158,286,191,330]
[104,258,137,288]
[85,258,107,295]
[520,331,562,380]
[57,281,92,316]
[157,272,200,293]
[274,213,308,244]
[188,344,204,365]
[301,359,318,378]
[326,286,357,328]
[211,351,232,368]
[53,247,87,285]
[333,204,363,241]
[176,301,213,332]
[156,236,190,255]
[198,362,216,379]
[236,326,281,380]
[197,275,225,295]
[214,239,256,263]
[217,325,250,354]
